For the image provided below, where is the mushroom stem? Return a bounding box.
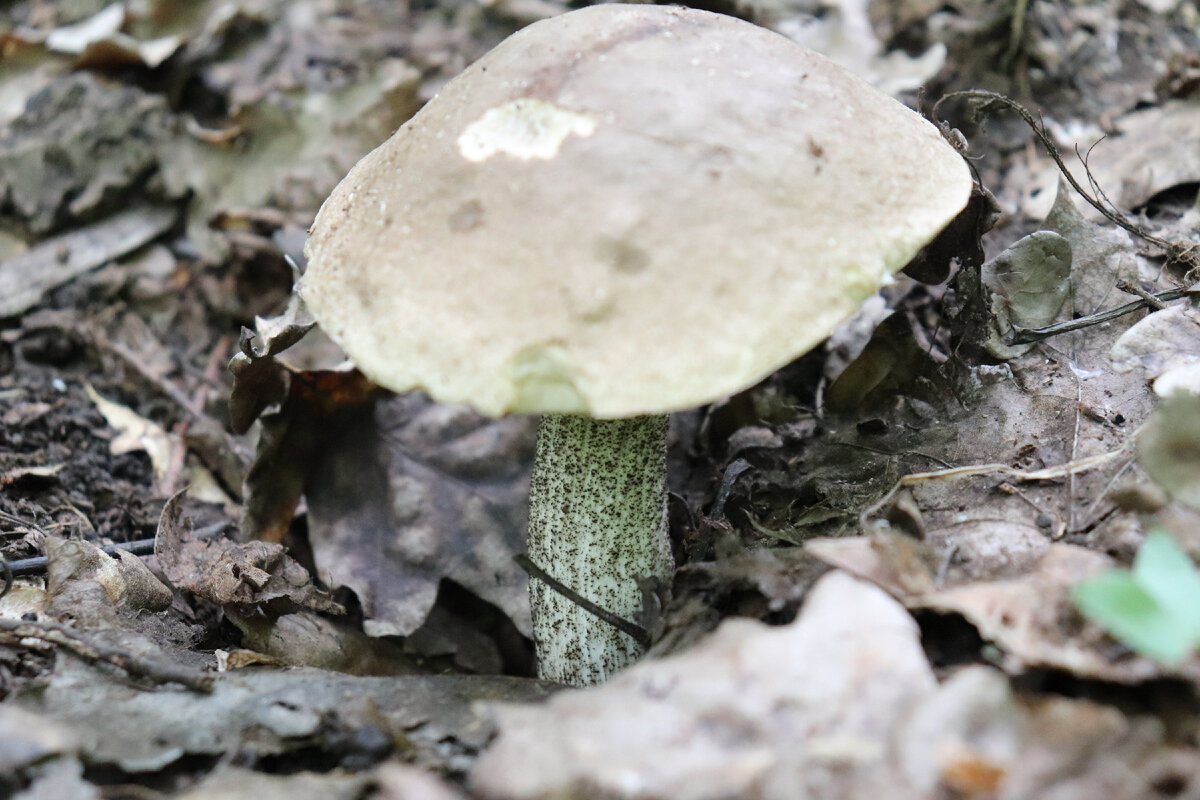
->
[527,413,673,685]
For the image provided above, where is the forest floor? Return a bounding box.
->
[2,1,1200,798]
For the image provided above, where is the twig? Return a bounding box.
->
[1116,279,1168,311]
[1008,287,1191,344]
[514,553,651,649]
[0,521,230,582]
[860,428,1141,528]
[0,617,213,692]
[932,90,1198,270]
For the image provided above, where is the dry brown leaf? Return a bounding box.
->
[917,543,1200,683]
[306,392,536,638]
[1111,302,1200,391]
[154,492,342,615]
[44,537,173,619]
[1089,100,1200,211]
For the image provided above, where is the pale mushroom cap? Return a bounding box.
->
[303,4,972,419]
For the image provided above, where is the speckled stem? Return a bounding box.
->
[527,413,672,685]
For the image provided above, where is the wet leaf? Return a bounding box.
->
[982,230,1072,358]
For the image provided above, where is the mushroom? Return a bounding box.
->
[301,4,972,685]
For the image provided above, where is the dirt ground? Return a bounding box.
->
[2,0,1200,798]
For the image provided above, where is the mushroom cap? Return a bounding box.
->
[303,4,972,419]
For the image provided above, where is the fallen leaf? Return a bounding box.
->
[472,572,937,800]
[0,74,169,235]
[84,383,176,488]
[44,3,126,54]
[0,705,75,776]
[1110,302,1200,388]
[45,537,173,617]
[306,391,536,638]
[13,665,554,774]
[982,230,1073,358]
[154,491,342,615]
[172,765,370,800]
[1088,100,1200,211]
[916,543,1200,683]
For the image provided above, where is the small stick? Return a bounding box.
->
[933,90,1198,272]
[515,553,651,649]
[1116,280,1168,311]
[0,617,213,692]
[1009,287,1190,344]
[0,521,230,583]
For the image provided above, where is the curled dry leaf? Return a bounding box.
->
[44,537,173,619]
[154,492,342,615]
[84,383,177,490]
[809,534,1200,684]
[1087,100,1200,211]
[227,285,317,435]
[230,610,415,676]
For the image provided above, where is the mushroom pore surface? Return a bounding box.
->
[301,4,972,419]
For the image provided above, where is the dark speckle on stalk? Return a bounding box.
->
[527,414,671,686]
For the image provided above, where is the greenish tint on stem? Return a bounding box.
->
[527,413,672,685]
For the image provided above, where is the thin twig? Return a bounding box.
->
[0,617,213,692]
[932,90,1198,269]
[1008,287,1191,344]
[859,428,1141,528]
[1116,280,1168,310]
[514,553,651,649]
[0,521,230,584]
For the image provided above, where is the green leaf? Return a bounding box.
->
[1134,531,1200,637]
[1072,531,1200,665]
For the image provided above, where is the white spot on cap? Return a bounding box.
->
[457,98,597,163]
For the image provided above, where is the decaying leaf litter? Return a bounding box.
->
[1,0,1199,797]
